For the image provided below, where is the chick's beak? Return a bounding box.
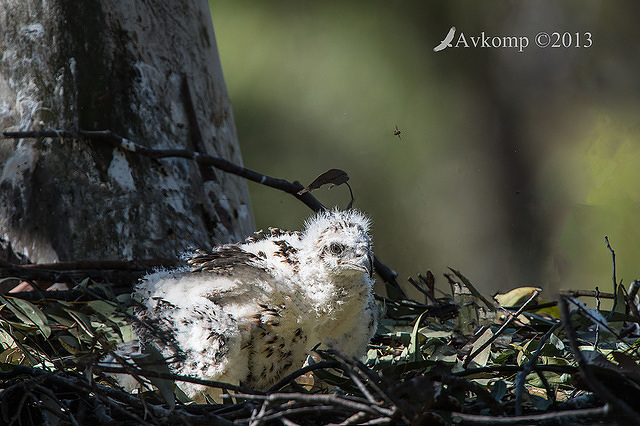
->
[354,248,374,278]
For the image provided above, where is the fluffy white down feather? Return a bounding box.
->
[110,209,378,402]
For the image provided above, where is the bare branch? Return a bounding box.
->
[452,404,610,424]
[0,129,401,289]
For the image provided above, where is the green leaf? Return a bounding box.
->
[313,366,353,389]
[385,282,407,301]
[38,391,66,425]
[0,347,23,364]
[0,320,34,335]
[418,328,453,339]
[119,324,135,343]
[58,335,82,355]
[494,348,516,364]
[0,295,51,338]
[88,282,118,301]
[394,331,412,346]
[490,380,507,401]
[529,392,552,411]
[117,293,134,305]
[407,310,428,362]
[87,300,118,318]
[45,314,76,328]
[132,345,176,410]
[174,385,193,404]
[0,327,43,365]
[0,327,15,349]
[547,332,565,352]
[63,308,95,338]
[365,348,379,365]
[467,327,493,367]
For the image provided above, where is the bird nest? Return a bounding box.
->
[1,264,640,425]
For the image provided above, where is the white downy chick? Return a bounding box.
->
[112,209,378,402]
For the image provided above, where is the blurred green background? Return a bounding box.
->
[209,1,640,298]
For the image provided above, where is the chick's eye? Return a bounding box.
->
[329,243,344,255]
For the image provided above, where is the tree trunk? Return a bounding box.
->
[0,0,254,264]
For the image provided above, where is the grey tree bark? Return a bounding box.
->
[0,1,254,264]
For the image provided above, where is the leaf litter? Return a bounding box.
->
[0,260,639,424]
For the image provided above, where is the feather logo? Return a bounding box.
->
[434,26,456,52]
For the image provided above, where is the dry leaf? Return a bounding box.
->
[297,169,350,195]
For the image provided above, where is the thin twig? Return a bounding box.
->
[514,321,561,416]
[625,280,640,321]
[533,368,556,410]
[344,182,355,210]
[454,364,578,377]
[463,289,540,368]
[344,367,378,405]
[252,405,357,424]
[1,366,151,425]
[439,374,504,414]
[452,404,609,424]
[250,398,270,426]
[281,417,302,426]
[6,287,132,301]
[337,411,373,425]
[267,361,342,392]
[97,364,260,394]
[317,349,399,413]
[373,295,458,320]
[605,236,618,317]
[559,289,615,299]
[0,258,167,289]
[1,364,236,425]
[595,286,601,350]
[228,393,389,418]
